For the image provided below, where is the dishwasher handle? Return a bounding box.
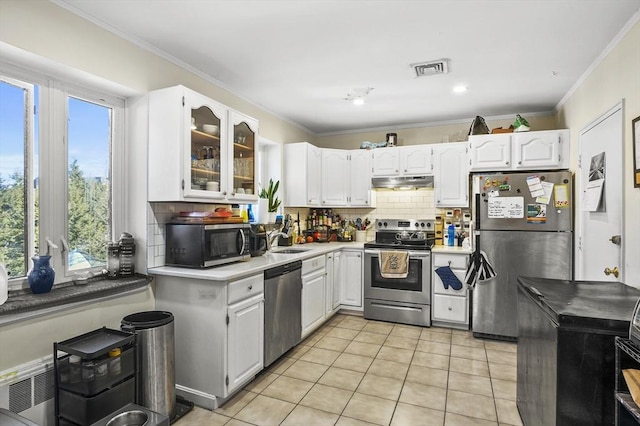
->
[264,260,302,280]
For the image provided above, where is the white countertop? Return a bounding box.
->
[148,241,365,282]
[431,245,474,255]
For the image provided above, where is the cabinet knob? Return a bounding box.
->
[518,161,522,165]
[448,307,452,311]
[505,161,510,165]
[395,170,399,173]
[223,191,227,196]
[248,285,253,290]
[404,169,407,172]
[357,254,361,258]
[309,199,312,203]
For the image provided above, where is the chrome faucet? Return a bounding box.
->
[267,213,292,251]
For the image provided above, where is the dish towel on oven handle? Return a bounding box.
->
[435,266,463,290]
[379,250,409,279]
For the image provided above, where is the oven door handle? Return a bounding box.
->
[365,249,430,258]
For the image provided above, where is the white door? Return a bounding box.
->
[513,131,562,170]
[469,134,512,171]
[302,270,326,336]
[321,149,349,206]
[372,148,400,176]
[227,294,264,394]
[349,149,373,206]
[433,142,469,207]
[340,250,363,307]
[401,146,432,175]
[576,103,624,281]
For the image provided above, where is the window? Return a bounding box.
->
[0,68,124,288]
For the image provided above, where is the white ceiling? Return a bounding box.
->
[54,0,640,135]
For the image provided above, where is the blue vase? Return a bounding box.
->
[28,255,55,294]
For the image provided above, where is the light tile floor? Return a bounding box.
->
[174,314,523,426]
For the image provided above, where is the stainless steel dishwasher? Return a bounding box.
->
[264,260,302,367]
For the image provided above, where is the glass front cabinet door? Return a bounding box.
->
[228,110,258,201]
[185,94,227,199]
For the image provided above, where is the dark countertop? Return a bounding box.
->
[517,276,640,330]
[0,274,152,322]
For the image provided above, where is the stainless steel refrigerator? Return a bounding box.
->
[472,170,573,340]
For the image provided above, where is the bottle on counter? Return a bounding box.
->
[447,224,455,246]
[106,242,119,279]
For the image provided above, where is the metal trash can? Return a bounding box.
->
[121,311,176,419]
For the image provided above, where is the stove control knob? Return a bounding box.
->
[425,222,431,228]
[378,221,383,227]
[383,222,388,227]
[415,222,419,228]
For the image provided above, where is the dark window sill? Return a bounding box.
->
[0,274,152,325]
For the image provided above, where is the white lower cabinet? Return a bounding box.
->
[431,251,470,329]
[302,256,327,338]
[325,251,341,317]
[154,273,264,409]
[227,293,264,392]
[340,250,363,309]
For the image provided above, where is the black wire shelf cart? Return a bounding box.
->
[54,327,135,426]
[615,337,640,425]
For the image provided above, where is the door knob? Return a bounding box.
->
[609,235,622,245]
[604,266,619,278]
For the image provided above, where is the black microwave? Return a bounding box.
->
[166,223,251,268]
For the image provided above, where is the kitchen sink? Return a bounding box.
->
[270,248,308,254]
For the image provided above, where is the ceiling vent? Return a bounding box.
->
[412,59,449,77]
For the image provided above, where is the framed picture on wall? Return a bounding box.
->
[634,115,640,188]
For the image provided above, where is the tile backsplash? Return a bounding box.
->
[148,189,438,268]
[284,188,436,231]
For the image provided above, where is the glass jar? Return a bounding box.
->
[108,348,122,376]
[118,233,135,277]
[69,355,82,384]
[107,242,119,279]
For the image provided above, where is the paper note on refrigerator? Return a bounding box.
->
[488,197,524,218]
[535,181,554,204]
[526,175,546,198]
[554,184,569,208]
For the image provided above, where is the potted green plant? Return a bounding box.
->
[258,178,281,222]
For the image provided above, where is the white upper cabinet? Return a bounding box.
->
[432,142,469,207]
[372,146,433,177]
[401,145,432,175]
[286,144,373,208]
[371,148,401,176]
[513,131,565,169]
[284,142,321,207]
[469,130,569,171]
[228,110,259,202]
[148,85,258,203]
[321,149,349,206]
[348,149,373,207]
[469,134,512,171]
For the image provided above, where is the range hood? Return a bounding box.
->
[371,176,434,190]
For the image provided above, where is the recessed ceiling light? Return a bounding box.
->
[453,85,468,94]
[345,87,373,105]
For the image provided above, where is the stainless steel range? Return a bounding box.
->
[363,219,434,327]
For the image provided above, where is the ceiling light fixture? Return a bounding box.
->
[345,87,373,105]
[453,85,468,94]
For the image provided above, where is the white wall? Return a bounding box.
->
[556,19,640,286]
[0,0,314,371]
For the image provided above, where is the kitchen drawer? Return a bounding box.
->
[228,274,264,305]
[302,255,325,275]
[432,294,467,323]
[432,253,468,269]
[433,268,467,296]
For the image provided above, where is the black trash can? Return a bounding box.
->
[121,311,175,419]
